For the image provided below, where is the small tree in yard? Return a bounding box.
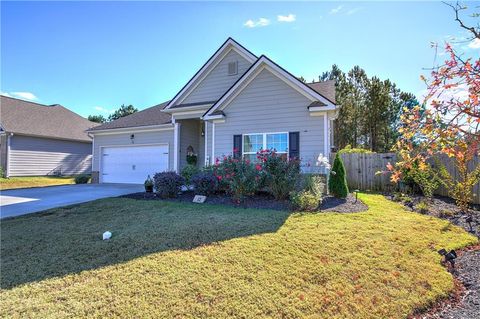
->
[389,3,480,212]
[329,153,349,198]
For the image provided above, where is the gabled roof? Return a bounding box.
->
[307,80,336,104]
[0,95,97,142]
[88,101,171,131]
[203,55,337,119]
[164,38,257,110]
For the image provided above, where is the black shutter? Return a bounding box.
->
[233,135,242,159]
[289,132,300,159]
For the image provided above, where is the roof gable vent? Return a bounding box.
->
[227,61,238,76]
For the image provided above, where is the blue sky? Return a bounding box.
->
[1,1,479,117]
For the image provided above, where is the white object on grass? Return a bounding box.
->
[103,231,112,240]
[193,195,207,203]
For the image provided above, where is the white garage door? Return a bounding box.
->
[101,145,169,183]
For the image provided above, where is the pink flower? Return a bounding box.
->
[255,164,262,171]
[217,175,223,181]
[245,159,250,165]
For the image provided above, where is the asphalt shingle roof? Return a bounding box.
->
[88,81,336,132]
[89,101,172,131]
[0,96,97,142]
[307,80,336,104]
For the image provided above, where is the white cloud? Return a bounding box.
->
[1,91,37,101]
[244,18,270,28]
[346,8,360,15]
[277,14,296,22]
[419,83,470,106]
[94,106,114,114]
[11,92,37,100]
[329,5,343,15]
[468,38,480,49]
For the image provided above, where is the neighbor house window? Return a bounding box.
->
[243,132,288,161]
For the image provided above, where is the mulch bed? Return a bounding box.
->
[121,191,368,213]
[392,194,480,319]
[411,245,480,319]
[392,195,480,236]
[320,193,368,213]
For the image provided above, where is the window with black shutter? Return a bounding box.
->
[289,132,300,159]
[233,135,242,159]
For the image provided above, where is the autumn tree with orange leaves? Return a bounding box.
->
[389,2,480,211]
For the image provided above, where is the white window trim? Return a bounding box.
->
[242,132,289,158]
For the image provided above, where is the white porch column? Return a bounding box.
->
[204,121,209,166]
[173,122,180,172]
[211,122,215,163]
[323,114,329,158]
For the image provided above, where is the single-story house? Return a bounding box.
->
[88,38,338,184]
[0,96,97,177]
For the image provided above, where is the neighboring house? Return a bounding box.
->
[0,96,97,177]
[88,38,338,184]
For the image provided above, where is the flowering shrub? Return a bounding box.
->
[210,149,301,202]
[191,171,218,195]
[258,149,301,200]
[212,155,263,201]
[153,171,185,198]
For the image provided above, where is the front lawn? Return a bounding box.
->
[0,194,477,318]
[0,176,75,190]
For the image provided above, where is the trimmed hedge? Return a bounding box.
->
[153,172,185,198]
[191,172,218,195]
[74,174,90,184]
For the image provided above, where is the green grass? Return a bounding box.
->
[0,176,75,190]
[0,194,477,318]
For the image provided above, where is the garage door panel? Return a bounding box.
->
[101,145,169,183]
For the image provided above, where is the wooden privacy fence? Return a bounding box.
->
[333,152,480,204]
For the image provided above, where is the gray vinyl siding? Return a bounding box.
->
[9,135,92,176]
[214,68,326,165]
[178,119,201,169]
[92,129,174,172]
[0,134,7,174]
[182,50,253,105]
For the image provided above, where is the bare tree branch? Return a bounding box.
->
[444,1,480,39]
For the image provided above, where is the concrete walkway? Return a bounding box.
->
[0,183,144,219]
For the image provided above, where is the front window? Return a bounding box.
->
[243,132,288,161]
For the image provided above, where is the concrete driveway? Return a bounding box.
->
[0,183,144,219]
